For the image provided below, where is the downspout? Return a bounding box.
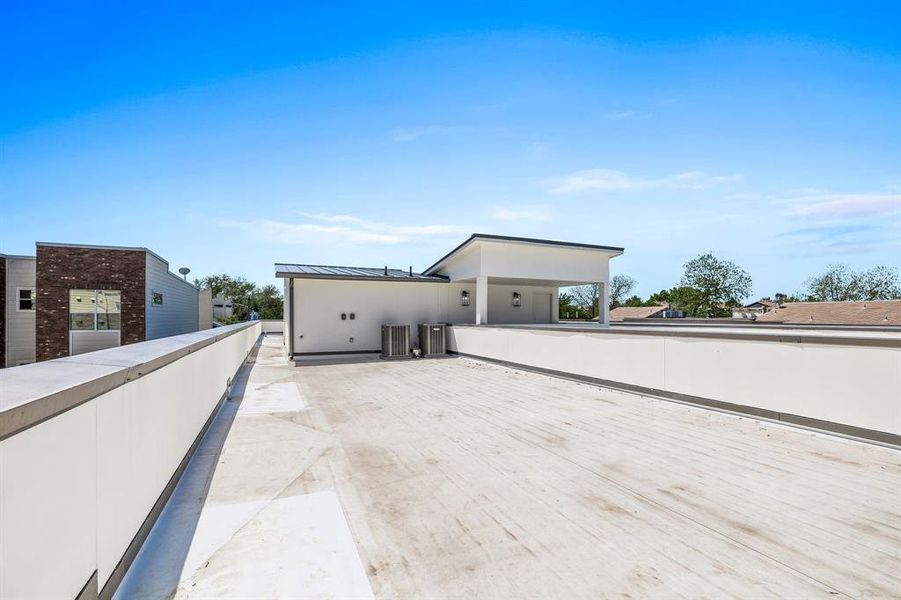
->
[288,279,295,356]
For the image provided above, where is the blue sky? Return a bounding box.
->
[2,2,900,299]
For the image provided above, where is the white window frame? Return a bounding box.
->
[68,289,122,331]
[16,287,35,312]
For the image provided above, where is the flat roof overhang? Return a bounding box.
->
[424,233,625,275]
[450,276,603,287]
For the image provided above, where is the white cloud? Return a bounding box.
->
[390,126,457,142]
[491,204,553,222]
[221,213,467,246]
[547,169,741,194]
[790,194,901,218]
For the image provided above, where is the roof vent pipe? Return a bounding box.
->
[384,266,388,276]
[409,266,413,277]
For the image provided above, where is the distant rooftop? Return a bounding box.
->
[757,299,901,326]
[274,263,448,282]
[609,304,668,321]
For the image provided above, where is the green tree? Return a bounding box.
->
[804,264,901,301]
[680,253,752,317]
[802,264,857,302]
[622,295,644,307]
[859,266,901,300]
[558,292,592,319]
[195,274,281,321]
[648,286,703,315]
[609,275,637,308]
[773,292,801,304]
[568,284,599,317]
[251,284,284,319]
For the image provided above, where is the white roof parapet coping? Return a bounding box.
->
[0,254,36,260]
[0,322,259,441]
[449,323,901,348]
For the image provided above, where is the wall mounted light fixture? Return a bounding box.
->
[512,292,521,307]
[461,290,471,306]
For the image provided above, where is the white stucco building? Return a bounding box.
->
[276,233,623,356]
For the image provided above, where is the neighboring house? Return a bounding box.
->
[212,294,234,320]
[35,242,200,361]
[609,304,669,322]
[198,288,213,330]
[1,253,37,367]
[733,299,778,320]
[755,300,901,326]
[277,233,623,356]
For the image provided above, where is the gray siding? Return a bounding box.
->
[145,253,199,340]
[5,257,36,366]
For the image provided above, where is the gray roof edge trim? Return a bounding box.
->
[0,253,36,260]
[276,272,449,282]
[423,233,625,275]
[0,321,260,441]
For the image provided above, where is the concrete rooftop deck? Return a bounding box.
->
[118,334,901,599]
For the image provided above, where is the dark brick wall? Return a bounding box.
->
[36,246,146,361]
[0,257,6,367]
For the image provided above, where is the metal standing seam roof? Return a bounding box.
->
[274,263,449,282]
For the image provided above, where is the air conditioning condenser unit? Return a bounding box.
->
[418,323,447,357]
[381,324,410,359]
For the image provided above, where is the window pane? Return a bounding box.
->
[152,291,163,305]
[70,313,95,330]
[68,289,121,331]
[18,289,34,310]
[97,313,122,330]
[96,290,122,330]
[69,289,96,330]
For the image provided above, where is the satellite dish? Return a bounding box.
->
[178,267,191,280]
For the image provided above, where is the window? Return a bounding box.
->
[17,288,35,311]
[152,291,163,306]
[69,289,121,331]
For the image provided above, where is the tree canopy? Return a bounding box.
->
[608,275,637,308]
[195,274,283,321]
[647,286,703,315]
[679,252,752,317]
[803,264,901,301]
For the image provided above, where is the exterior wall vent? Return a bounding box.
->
[418,323,447,357]
[381,324,410,359]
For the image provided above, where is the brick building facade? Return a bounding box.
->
[36,245,146,361]
[0,256,6,367]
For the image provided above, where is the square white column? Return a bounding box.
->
[475,276,488,325]
[598,282,610,326]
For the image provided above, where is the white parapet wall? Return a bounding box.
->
[448,324,901,444]
[0,321,261,600]
[261,319,284,334]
